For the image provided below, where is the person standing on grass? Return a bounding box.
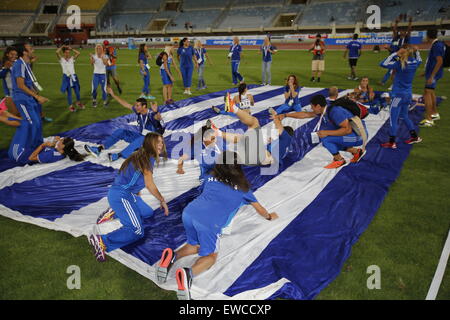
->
[177,38,197,95]
[379,46,423,148]
[193,40,212,91]
[419,29,446,127]
[156,151,278,300]
[10,42,49,160]
[89,133,169,262]
[56,45,85,112]
[228,36,244,86]
[343,34,362,81]
[103,40,122,95]
[90,44,109,108]
[309,34,325,83]
[138,43,156,100]
[260,36,276,85]
[84,87,165,162]
[159,47,179,105]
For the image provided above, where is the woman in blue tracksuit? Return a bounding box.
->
[9,135,85,165]
[0,46,20,117]
[379,45,422,148]
[177,38,196,95]
[138,43,155,100]
[156,151,278,300]
[228,37,244,85]
[274,74,302,114]
[89,132,169,262]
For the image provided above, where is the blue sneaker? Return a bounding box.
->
[84,145,101,157]
[108,153,120,162]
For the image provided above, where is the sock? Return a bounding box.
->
[98,145,104,152]
[389,136,396,144]
[410,130,417,139]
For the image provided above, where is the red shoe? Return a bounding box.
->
[176,268,192,300]
[405,137,422,145]
[324,159,346,169]
[381,142,397,149]
[69,105,76,112]
[350,149,366,163]
[156,248,175,284]
[76,102,85,110]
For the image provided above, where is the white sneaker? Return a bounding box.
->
[419,119,434,127]
[431,113,440,121]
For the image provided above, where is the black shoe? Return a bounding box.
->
[310,77,315,82]
[317,78,321,83]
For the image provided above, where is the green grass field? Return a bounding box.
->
[0,47,449,300]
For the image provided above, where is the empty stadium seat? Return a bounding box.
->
[182,0,230,10]
[109,0,162,11]
[0,0,40,12]
[218,7,278,28]
[66,0,108,11]
[299,0,361,26]
[166,9,222,30]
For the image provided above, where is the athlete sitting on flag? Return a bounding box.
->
[275,94,366,169]
[84,87,165,162]
[209,93,294,167]
[89,133,169,262]
[156,151,278,300]
[211,83,254,116]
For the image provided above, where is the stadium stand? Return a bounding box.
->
[66,0,108,11]
[109,0,162,12]
[166,9,222,31]
[182,0,231,10]
[378,0,449,23]
[218,7,279,28]
[299,0,362,26]
[104,13,154,32]
[0,0,41,12]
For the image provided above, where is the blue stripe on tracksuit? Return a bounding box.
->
[389,93,415,137]
[92,73,107,100]
[103,128,145,159]
[61,74,81,105]
[231,60,243,85]
[141,67,150,95]
[9,96,43,162]
[101,187,154,252]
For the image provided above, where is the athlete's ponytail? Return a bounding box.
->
[211,151,251,192]
[238,83,247,102]
[399,46,413,70]
[62,138,86,162]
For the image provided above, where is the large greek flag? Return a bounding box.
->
[0,85,426,299]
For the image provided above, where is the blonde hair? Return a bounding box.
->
[398,46,414,69]
[164,45,173,56]
[194,40,202,49]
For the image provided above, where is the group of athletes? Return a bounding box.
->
[0,20,447,299]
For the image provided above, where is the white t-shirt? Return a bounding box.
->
[60,57,75,76]
[93,54,107,74]
[238,94,252,110]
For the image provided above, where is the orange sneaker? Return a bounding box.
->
[350,149,366,163]
[156,248,175,284]
[324,159,346,169]
[224,92,236,113]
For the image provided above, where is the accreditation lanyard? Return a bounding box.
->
[21,58,42,91]
[313,106,327,132]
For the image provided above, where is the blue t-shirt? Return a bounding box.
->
[229,44,242,61]
[192,137,226,180]
[112,158,156,194]
[0,67,12,96]
[131,107,162,134]
[321,106,355,131]
[37,147,66,164]
[183,174,257,229]
[11,58,35,100]
[425,40,446,80]
[284,85,301,105]
[139,52,148,68]
[260,45,275,62]
[194,48,207,66]
[267,130,293,163]
[380,51,422,95]
[177,46,194,68]
[346,40,362,59]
